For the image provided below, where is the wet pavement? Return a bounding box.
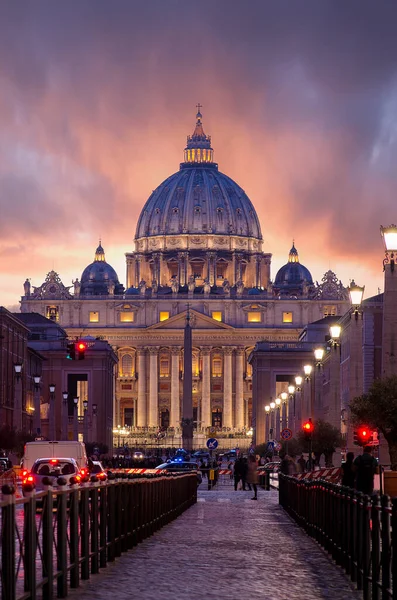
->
[68,489,361,600]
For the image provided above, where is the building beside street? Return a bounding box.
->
[19,109,351,446]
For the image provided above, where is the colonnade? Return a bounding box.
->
[133,345,248,429]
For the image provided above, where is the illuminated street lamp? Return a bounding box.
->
[49,384,56,440]
[303,364,312,381]
[33,375,41,436]
[330,324,342,349]
[381,224,397,272]
[61,391,68,440]
[348,280,365,320]
[314,347,325,368]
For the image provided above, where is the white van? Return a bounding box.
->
[22,441,88,471]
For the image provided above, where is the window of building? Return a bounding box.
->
[159,311,170,322]
[160,358,169,377]
[216,261,227,279]
[248,312,262,323]
[120,311,134,323]
[120,354,133,377]
[282,311,293,323]
[211,311,222,322]
[190,260,204,279]
[323,305,337,317]
[46,306,59,322]
[212,356,222,377]
[168,261,178,278]
[89,311,99,323]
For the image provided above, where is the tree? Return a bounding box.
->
[296,419,343,466]
[350,375,397,470]
[280,438,303,459]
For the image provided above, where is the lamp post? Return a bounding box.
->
[294,375,303,428]
[61,391,69,440]
[73,397,79,441]
[329,324,342,349]
[303,365,312,423]
[92,403,98,442]
[33,375,41,436]
[381,224,397,377]
[83,400,88,442]
[49,383,56,440]
[264,405,270,441]
[14,363,23,431]
[269,401,276,445]
[275,397,281,439]
[314,347,324,369]
[280,391,288,429]
[287,384,295,432]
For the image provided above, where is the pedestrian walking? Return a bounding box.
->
[341,452,355,488]
[353,446,379,494]
[247,454,259,500]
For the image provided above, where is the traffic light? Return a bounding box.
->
[76,341,87,360]
[66,342,76,360]
[302,419,314,437]
[354,426,372,446]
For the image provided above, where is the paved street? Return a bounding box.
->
[68,489,360,600]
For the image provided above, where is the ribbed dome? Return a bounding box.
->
[135,109,262,241]
[80,243,124,296]
[274,243,313,295]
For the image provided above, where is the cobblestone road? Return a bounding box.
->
[69,490,361,600]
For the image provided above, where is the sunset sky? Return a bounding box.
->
[1,1,397,309]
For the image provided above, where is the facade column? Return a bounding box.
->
[148,347,159,427]
[170,347,181,428]
[201,348,211,428]
[235,347,245,430]
[382,261,397,377]
[137,348,147,427]
[223,347,233,428]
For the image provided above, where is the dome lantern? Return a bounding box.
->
[183,104,214,166]
[95,240,106,262]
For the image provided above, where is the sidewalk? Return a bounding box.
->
[69,490,361,600]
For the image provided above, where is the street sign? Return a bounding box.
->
[280,428,293,441]
[266,441,275,450]
[274,442,282,451]
[206,438,219,450]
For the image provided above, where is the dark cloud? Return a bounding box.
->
[0,0,395,305]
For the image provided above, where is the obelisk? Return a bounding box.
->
[182,306,194,451]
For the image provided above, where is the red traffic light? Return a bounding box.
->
[302,420,314,433]
[77,342,87,351]
[358,427,369,439]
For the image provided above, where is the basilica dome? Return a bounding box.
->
[80,243,124,296]
[135,109,262,242]
[274,243,313,296]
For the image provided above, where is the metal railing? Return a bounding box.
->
[279,474,396,600]
[1,472,197,600]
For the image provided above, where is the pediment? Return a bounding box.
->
[148,309,234,330]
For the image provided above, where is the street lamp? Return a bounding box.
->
[314,347,324,368]
[295,375,303,391]
[83,400,88,442]
[73,397,79,441]
[303,364,312,381]
[49,384,56,440]
[381,224,397,272]
[92,403,98,442]
[33,375,41,436]
[329,324,342,349]
[348,280,365,320]
[61,391,68,440]
[13,363,23,431]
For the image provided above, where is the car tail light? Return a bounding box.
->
[22,470,28,478]
[27,476,34,483]
[50,459,59,464]
[80,468,87,477]
[97,472,106,479]
[75,474,81,482]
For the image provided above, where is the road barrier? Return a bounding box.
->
[279,473,396,600]
[1,471,197,600]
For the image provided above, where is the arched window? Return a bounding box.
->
[121,354,133,377]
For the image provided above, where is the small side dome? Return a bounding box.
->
[125,286,140,296]
[273,242,313,296]
[80,242,124,296]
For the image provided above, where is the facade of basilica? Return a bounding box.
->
[20,109,351,444]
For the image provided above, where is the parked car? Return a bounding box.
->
[192,451,210,460]
[22,457,82,493]
[91,460,108,481]
[156,461,202,485]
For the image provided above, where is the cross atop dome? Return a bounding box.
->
[183,105,215,166]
